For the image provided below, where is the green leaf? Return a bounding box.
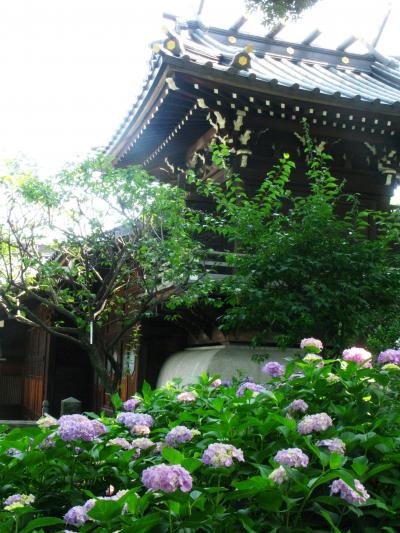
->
[162,446,184,465]
[20,517,65,533]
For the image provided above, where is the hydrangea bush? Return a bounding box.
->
[1,340,400,532]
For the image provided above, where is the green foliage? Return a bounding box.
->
[1,349,400,531]
[0,156,207,392]
[186,122,400,350]
[246,0,319,25]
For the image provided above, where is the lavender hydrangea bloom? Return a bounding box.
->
[269,466,288,485]
[202,443,244,468]
[330,479,370,504]
[316,438,346,455]
[64,505,90,526]
[262,361,285,378]
[300,338,323,351]
[210,378,222,388]
[287,399,309,414]
[177,391,197,402]
[378,349,400,365]
[4,494,35,511]
[123,398,141,411]
[131,438,154,450]
[141,463,192,493]
[107,437,132,450]
[342,347,372,367]
[274,448,309,468]
[288,371,305,381]
[165,426,193,447]
[58,415,106,442]
[236,382,266,397]
[297,412,333,435]
[116,412,154,429]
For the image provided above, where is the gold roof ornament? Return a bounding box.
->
[231,45,252,71]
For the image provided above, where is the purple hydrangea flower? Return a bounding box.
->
[107,437,132,450]
[4,493,35,511]
[298,412,333,435]
[64,505,90,526]
[262,361,285,378]
[287,399,309,414]
[6,448,22,457]
[177,391,197,402]
[141,463,192,493]
[165,426,193,447]
[288,371,305,381]
[300,338,323,351]
[342,347,372,367]
[274,448,309,468]
[330,479,370,504]
[123,398,141,411]
[201,443,244,468]
[316,438,346,455]
[116,412,154,429]
[377,349,400,365]
[58,415,106,442]
[210,378,222,388]
[269,465,288,484]
[236,382,266,397]
[131,437,154,450]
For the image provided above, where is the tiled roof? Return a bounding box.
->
[105,16,400,158]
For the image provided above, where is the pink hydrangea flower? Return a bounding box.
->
[300,338,323,352]
[210,378,222,388]
[177,391,197,402]
[131,424,151,436]
[342,347,372,367]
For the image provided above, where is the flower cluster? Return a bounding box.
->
[116,412,154,429]
[377,349,400,365]
[64,499,95,527]
[123,398,141,411]
[177,391,197,402]
[298,412,333,435]
[37,414,58,429]
[131,438,154,450]
[287,399,308,414]
[201,443,244,468]
[141,464,192,493]
[269,466,288,485]
[107,437,132,450]
[300,338,323,352]
[236,382,266,397]
[210,378,222,388]
[342,347,372,367]
[262,361,285,378]
[4,493,35,511]
[165,426,194,447]
[316,438,346,454]
[58,415,106,442]
[303,354,323,365]
[274,448,309,468]
[330,479,370,505]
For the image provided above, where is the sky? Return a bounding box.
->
[0,0,399,200]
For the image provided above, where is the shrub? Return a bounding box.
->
[1,340,400,531]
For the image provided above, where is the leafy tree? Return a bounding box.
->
[184,121,400,350]
[0,157,206,393]
[246,0,319,25]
